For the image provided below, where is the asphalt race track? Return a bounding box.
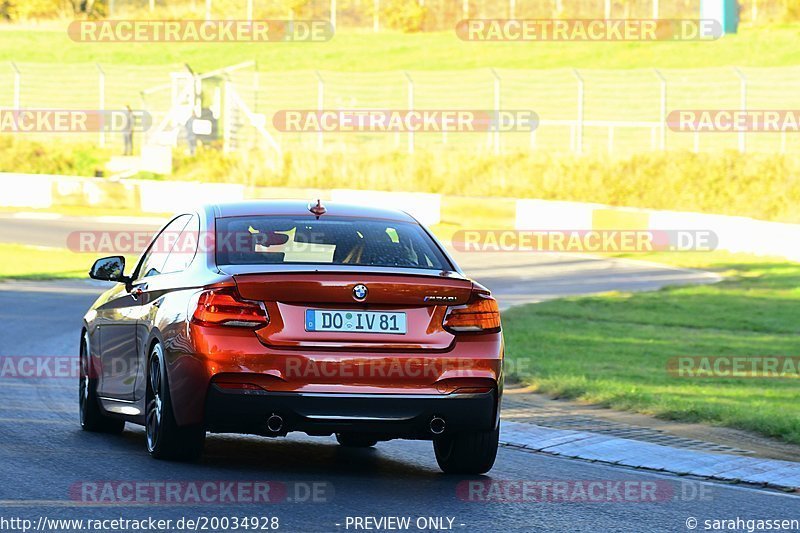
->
[0,214,796,532]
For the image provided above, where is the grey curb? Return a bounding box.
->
[500,420,800,492]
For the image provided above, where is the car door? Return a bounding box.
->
[97,215,191,400]
[132,214,200,401]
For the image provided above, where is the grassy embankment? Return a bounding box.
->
[503,251,800,444]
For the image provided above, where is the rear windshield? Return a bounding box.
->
[215,216,452,271]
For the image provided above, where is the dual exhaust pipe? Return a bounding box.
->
[267,413,445,435]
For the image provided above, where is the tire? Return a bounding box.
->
[145,343,205,461]
[79,332,125,434]
[433,425,499,474]
[335,433,378,448]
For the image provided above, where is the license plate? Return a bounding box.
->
[305,310,407,334]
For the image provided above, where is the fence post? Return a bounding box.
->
[653,0,659,19]
[604,0,611,19]
[315,71,325,150]
[97,64,106,148]
[205,0,212,20]
[491,68,501,155]
[10,62,20,109]
[251,61,260,113]
[223,80,231,153]
[404,71,414,154]
[331,0,337,30]
[149,0,154,12]
[373,0,380,32]
[733,67,747,153]
[572,68,584,155]
[509,0,515,18]
[246,0,253,20]
[654,68,666,150]
[462,0,469,19]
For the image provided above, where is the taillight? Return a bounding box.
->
[192,287,268,328]
[443,294,501,333]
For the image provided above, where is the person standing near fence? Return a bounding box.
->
[122,104,134,156]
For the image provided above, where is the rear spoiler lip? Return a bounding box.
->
[218,264,471,282]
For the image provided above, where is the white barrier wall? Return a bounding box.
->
[331,189,441,226]
[515,199,600,230]
[133,180,245,213]
[648,210,800,262]
[516,199,800,262]
[0,173,53,208]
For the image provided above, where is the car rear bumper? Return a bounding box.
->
[205,385,499,439]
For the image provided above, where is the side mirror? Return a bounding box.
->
[89,256,128,283]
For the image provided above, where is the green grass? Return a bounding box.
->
[502,251,800,444]
[0,244,94,279]
[1,26,799,70]
[0,137,109,176]
[0,243,136,280]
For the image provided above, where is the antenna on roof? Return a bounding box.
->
[309,199,327,218]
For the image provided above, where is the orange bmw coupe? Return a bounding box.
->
[81,200,503,473]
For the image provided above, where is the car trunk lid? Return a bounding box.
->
[233,271,473,351]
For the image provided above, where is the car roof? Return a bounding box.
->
[207,200,419,224]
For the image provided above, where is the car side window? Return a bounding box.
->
[162,214,200,274]
[135,215,191,280]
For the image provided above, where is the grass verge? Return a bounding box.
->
[0,243,135,280]
[1,27,799,70]
[0,137,109,177]
[502,251,800,445]
[0,244,90,279]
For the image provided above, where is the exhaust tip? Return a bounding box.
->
[266,413,284,433]
[429,416,446,435]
